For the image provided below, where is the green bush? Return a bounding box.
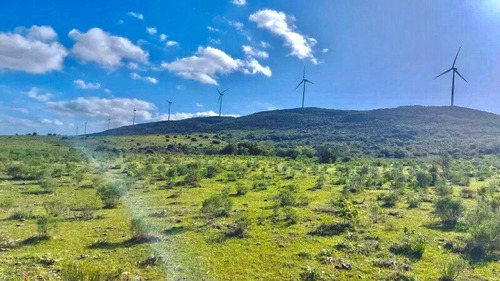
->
[466,213,500,259]
[183,170,200,186]
[439,257,468,281]
[379,191,400,207]
[201,193,233,219]
[130,217,153,239]
[416,171,432,188]
[390,228,426,259]
[434,196,465,226]
[283,206,299,225]
[37,216,51,237]
[332,198,358,224]
[225,215,251,238]
[235,184,249,196]
[435,179,453,197]
[43,200,67,217]
[275,185,299,207]
[39,178,57,193]
[407,193,421,209]
[97,182,126,208]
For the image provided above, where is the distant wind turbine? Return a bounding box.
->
[84,122,87,135]
[434,46,467,106]
[76,126,79,136]
[216,88,229,117]
[107,117,111,130]
[167,96,173,121]
[132,108,137,125]
[294,66,314,108]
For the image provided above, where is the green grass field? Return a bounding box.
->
[0,135,498,280]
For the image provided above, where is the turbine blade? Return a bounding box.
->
[216,87,221,94]
[305,79,314,84]
[294,80,304,91]
[452,46,462,67]
[220,88,230,95]
[433,68,452,80]
[455,70,467,82]
[303,66,305,79]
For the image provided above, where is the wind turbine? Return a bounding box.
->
[294,66,314,108]
[107,117,111,130]
[216,88,229,117]
[132,108,137,125]
[76,126,79,136]
[434,46,467,106]
[167,96,173,121]
[84,122,87,135]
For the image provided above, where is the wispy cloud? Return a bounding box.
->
[73,79,100,89]
[127,12,144,20]
[130,72,158,84]
[27,87,53,102]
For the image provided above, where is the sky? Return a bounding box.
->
[0,0,499,135]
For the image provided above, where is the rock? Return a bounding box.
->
[15,223,23,227]
[278,243,286,248]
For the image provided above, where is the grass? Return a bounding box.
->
[0,135,498,280]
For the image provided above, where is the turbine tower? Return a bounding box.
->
[294,66,314,108]
[167,97,173,121]
[216,88,229,117]
[76,126,79,136]
[434,46,467,106]
[132,108,137,125]
[84,122,87,135]
[107,117,111,130]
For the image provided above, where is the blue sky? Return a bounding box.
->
[0,0,499,135]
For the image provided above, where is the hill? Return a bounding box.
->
[92,106,500,157]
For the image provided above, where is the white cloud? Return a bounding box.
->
[207,26,221,32]
[146,27,157,35]
[249,9,318,63]
[47,97,156,126]
[130,72,158,84]
[27,87,53,102]
[68,28,149,69]
[195,103,204,108]
[321,48,329,53]
[13,107,29,114]
[260,41,270,48]
[73,79,100,89]
[176,85,185,90]
[231,0,247,6]
[0,25,67,73]
[242,45,269,59]
[127,12,144,20]
[228,21,244,31]
[104,88,112,94]
[209,38,221,45]
[160,34,167,41]
[161,46,271,85]
[156,110,237,121]
[166,40,179,47]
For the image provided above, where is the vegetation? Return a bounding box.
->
[0,114,498,280]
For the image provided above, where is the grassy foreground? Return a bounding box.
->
[0,135,498,280]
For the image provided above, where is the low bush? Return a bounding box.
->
[434,196,465,227]
[201,193,233,219]
[439,257,468,281]
[390,228,426,259]
[97,182,127,208]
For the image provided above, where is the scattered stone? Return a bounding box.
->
[15,223,23,227]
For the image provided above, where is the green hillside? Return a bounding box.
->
[93,106,500,158]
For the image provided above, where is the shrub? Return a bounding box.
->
[332,198,358,224]
[460,188,475,199]
[39,178,57,193]
[379,191,400,207]
[450,172,470,186]
[299,266,330,281]
[183,170,200,186]
[390,228,426,259]
[201,193,233,219]
[275,185,299,207]
[283,206,299,225]
[235,184,249,196]
[439,257,468,281]
[466,214,500,259]
[407,193,421,209]
[130,217,153,239]
[416,171,432,188]
[369,203,383,224]
[37,216,51,237]
[59,263,113,281]
[434,196,465,226]
[435,179,453,196]
[225,215,251,238]
[97,182,126,208]
[43,200,67,217]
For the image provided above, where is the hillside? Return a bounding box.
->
[92,106,500,157]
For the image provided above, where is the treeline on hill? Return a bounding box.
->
[92,106,500,158]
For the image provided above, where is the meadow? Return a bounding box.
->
[0,135,498,280]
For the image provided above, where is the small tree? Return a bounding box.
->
[97,182,126,208]
[130,217,153,239]
[440,257,468,281]
[37,216,51,237]
[416,171,432,188]
[434,196,465,227]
